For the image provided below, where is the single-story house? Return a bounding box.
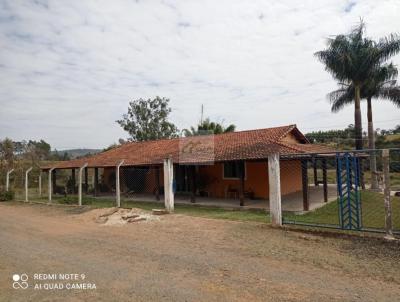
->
[41,125,333,210]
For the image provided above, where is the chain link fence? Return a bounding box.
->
[390,149,400,232]
[281,149,400,234]
[119,166,163,207]
[2,149,400,236]
[3,164,165,208]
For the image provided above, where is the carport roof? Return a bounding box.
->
[41,125,334,169]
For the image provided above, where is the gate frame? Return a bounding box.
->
[336,152,362,230]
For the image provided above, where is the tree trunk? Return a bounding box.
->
[354,85,363,150]
[367,97,379,190]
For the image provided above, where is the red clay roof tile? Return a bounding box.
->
[41,125,333,169]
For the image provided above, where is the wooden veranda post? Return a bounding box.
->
[116,160,124,208]
[154,166,160,201]
[313,156,318,186]
[52,169,57,194]
[238,161,245,206]
[268,154,282,226]
[78,163,88,206]
[322,158,328,203]
[71,168,76,194]
[25,167,33,202]
[382,149,394,240]
[163,158,174,213]
[190,165,196,203]
[48,168,55,203]
[94,168,99,196]
[301,159,309,211]
[84,167,88,193]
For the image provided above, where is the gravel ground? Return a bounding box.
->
[1,202,400,302]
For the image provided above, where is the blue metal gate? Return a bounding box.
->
[336,153,362,230]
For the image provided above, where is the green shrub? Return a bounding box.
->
[0,190,14,201]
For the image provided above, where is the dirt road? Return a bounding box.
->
[1,202,400,302]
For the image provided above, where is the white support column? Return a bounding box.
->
[78,163,88,206]
[48,168,55,203]
[268,153,282,226]
[6,169,14,191]
[25,167,33,202]
[163,158,174,213]
[38,171,42,197]
[116,160,124,208]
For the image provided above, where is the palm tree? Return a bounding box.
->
[183,118,236,136]
[315,21,400,149]
[328,64,400,188]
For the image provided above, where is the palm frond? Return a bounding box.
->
[328,87,355,113]
[378,85,400,107]
[374,34,400,64]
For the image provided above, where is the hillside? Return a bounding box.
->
[53,149,101,159]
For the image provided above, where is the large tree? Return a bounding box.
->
[315,21,400,150]
[117,97,179,141]
[24,139,51,163]
[0,138,15,170]
[328,64,400,188]
[183,118,236,136]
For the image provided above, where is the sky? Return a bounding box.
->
[0,0,399,150]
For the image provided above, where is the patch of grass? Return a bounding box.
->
[172,205,270,223]
[284,198,339,226]
[30,195,270,223]
[390,172,400,191]
[284,191,400,230]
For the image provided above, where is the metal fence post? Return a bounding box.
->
[6,169,14,191]
[382,149,394,240]
[163,157,174,213]
[78,163,88,206]
[48,168,55,203]
[25,167,33,202]
[116,160,124,208]
[268,153,282,226]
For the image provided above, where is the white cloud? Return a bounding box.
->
[0,0,399,149]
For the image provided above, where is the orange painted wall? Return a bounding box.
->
[197,161,268,199]
[279,160,302,195]
[198,160,302,199]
